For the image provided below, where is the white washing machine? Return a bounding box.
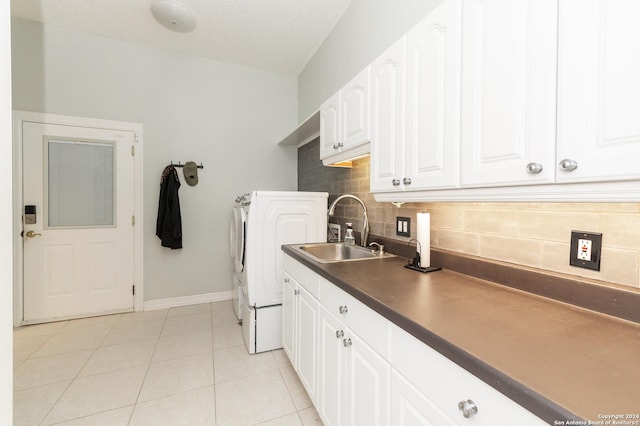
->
[233,190,327,354]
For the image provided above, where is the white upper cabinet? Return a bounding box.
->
[405,0,461,190]
[370,37,407,192]
[320,92,340,159]
[556,0,640,183]
[370,0,461,193]
[460,0,558,188]
[341,68,370,147]
[320,67,371,165]
[346,0,640,201]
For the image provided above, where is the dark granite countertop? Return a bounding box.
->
[282,245,640,425]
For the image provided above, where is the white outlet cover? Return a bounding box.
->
[577,239,592,261]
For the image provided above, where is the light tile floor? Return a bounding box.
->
[13,301,324,426]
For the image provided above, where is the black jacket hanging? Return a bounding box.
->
[156,165,183,249]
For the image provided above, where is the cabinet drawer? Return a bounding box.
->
[320,277,390,358]
[283,255,320,298]
[389,324,545,425]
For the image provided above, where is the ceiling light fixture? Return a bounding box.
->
[150,0,197,33]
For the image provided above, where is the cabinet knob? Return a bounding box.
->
[525,162,543,174]
[558,159,578,172]
[339,305,349,314]
[343,338,352,347]
[336,330,344,339]
[403,177,412,185]
[333,142,344,150]
[294,289,300,295]
[458,399,478,418]
[284,277,289,283]
[392,179,401,186]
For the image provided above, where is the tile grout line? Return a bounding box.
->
[272,354,301,424]
[44,324,163,425]
[35,318,118,425]
[126,309,169,425]
[42,315,131,425]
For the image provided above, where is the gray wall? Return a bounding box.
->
[12,18,299,301]
[297,0,444,120]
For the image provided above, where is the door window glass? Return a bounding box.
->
[46,138,115,227]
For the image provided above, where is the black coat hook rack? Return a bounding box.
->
[170,161,204,169]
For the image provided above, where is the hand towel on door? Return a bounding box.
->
[156,165,183,249]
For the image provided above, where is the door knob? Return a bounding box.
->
[25,230,42,238]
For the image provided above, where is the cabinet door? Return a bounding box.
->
[320,92,340,159]
[318,305,346,426]
[390,370,457,426]
[297,286,319,403]
[281,274,296,365]
[340,67,371,149]
[370,38,406,193]
[405,0,462,190]
[344,331,390,426]
[460,0,557,187]
[557,0,640,183]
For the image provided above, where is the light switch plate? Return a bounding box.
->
[329,223,341,242]
[396,217,410,237]
[570,231,602,271]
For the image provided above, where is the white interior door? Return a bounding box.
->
[22,122,135,323]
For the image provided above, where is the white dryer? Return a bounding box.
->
[237,191,327,354]
[229,194,249,321]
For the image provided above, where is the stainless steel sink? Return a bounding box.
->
[296,243,395,263]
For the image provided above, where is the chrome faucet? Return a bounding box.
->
[327,194,369,247]
[368,242,385,256]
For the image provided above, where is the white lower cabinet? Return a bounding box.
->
[343,330,390,426]
[318,304,345,425]
[283,255,545,426]
[281,272,296,362]
[391,370,457,426]
[297,286,319,400]
[282,271,319,402]
[318,304,390,426]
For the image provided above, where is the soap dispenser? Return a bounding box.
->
[344,223,355,245]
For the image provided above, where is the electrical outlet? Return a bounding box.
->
[570,231,602,271]
[396,217,410,237]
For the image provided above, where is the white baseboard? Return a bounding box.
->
[143,291,233,311]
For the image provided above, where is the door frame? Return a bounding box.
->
[12,110,144,326]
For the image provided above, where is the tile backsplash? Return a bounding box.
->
[298,139,640,289]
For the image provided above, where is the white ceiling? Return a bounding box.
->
[10,0,352,76]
